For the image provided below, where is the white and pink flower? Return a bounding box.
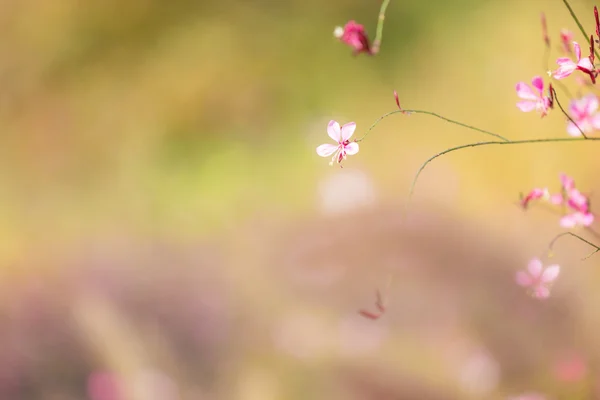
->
[515,76,552,117]
[316,120,359,166]
[516,258,560,299]
[566,94,600,137]
[553,41,596,81]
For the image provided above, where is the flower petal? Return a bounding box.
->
[531,76,544,95]
[559,174,575,191]
[340,122,357,140]
[560,214,577,228]
[581,212,595,226]
[343,142,359,155]
[327,120,341,142]
[554,62,576,79]
[584,94,599,114]
[516,82,537,100]
[516,271,533,287]
[516,100,537,112]
[541,265,560,283]
[527,258,543,278]
[566,121,584,136]
[316,143,339,157]
[578,57,594,71]
[574,41,581,60]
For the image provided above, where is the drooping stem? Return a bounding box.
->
[548,231,600,260]
[371,0,391,54]
[356,109,510,142]
[561,0,600,61]
[552,87,586,138]
[407,136,599,203]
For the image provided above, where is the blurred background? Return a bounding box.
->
[1,0,600,398]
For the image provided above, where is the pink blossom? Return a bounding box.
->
[316,120,359,166]
[515,76,552,117]
[553,41,595,80]
[566,94,600,136]
[334,21,371,55]
[520,188,549,209]
[557,173,594,228]
[515,258,560,299]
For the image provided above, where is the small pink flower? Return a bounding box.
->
[516,258,560,299]
[557,173,594,227]
[334,21,371,55]
[553,41,596,81]
[520,188,549,209]
[316,120,359,166]
[560,29,574,53]
[566,94,600,136]
[515,76,552,117]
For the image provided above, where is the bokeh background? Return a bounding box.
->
[2,0,600,399]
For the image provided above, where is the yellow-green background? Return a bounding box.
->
[1,0,600,399]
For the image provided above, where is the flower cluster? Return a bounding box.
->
[521,173,594,229]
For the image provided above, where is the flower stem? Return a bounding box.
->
[552,87,587,138]
[548,231,600,260]
[561,0,600,61]
[407,136,598,204]
[371,0,391,54]
[356,109,510,142]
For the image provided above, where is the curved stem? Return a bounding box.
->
[356,109,510,142]
[549,231,600,260]
[371,0,391,54]
[552,87,586,138]
[407,136,599,203]
[561,0,600,61]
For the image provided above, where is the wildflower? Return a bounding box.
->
[566,94,600,136]
[515,258,560,299]
[316,120,359,166]
[334,21,371,55]
[520,188,557,209]
[553,41,596,82]
[515,76,552,117]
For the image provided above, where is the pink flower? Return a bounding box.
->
[556,173,594,228]
[316,120,359,166]
[334,21,371,55]
[515,76,552,117]
[516,258,560,299]
[553,41,596,81]
[566,94,600,136]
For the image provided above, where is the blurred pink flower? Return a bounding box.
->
[334,21,371,55]
[560,29,574,53]
[553,41,595,81]
[515,258,560,299]
[557,173,594,228]
[566,94,600,137]
[87,371,124,400]
[316,120,359,166]
[508,394,547,400]
[553,353,587,382]
[515,76,552,117]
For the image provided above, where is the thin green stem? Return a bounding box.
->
[407,136,598,203]
[552,87,587,138]
[548,231,600,260]
[356,109,510,142]
[561,0,600,60]
[371,0,391,54]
